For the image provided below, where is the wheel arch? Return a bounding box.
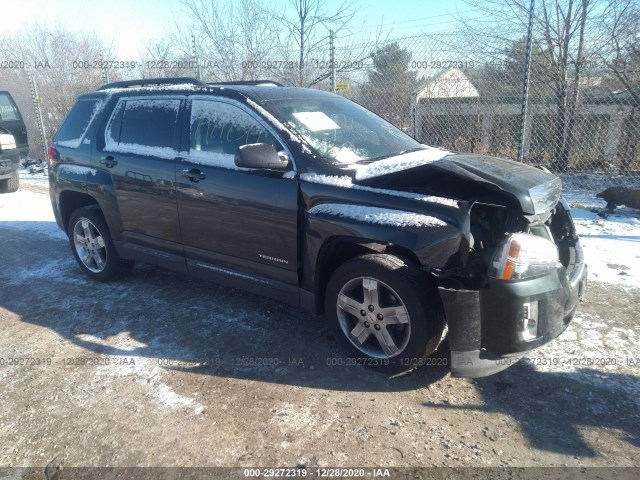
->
[312,236,424,316]
[59,190,101,232]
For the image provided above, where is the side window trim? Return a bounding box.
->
[102,95,185,153]
[55,98,103,148]
[188,96,297,172]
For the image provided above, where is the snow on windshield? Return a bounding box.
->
[264,96,423,164]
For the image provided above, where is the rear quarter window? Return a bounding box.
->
[55,99,102,148]
[0,93,21,122]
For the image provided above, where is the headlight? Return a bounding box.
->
[0,133,17,152]
[491,233,561,280]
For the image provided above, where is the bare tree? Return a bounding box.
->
[599,0,640,172]
[599,0,640,102]
[275,0,358,86]
[0,25,114,155]
[178,0,283,82]
[139,36,199,79]
[459,0,603,171]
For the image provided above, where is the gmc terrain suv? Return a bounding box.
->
[48,78,587,377]
[0,91,28,193]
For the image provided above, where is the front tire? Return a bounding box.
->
[68,206,134,281]
[325,254,444,374]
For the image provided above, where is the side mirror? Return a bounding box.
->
[234,143,289,171]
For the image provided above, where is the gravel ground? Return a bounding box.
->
[0,182,639,474]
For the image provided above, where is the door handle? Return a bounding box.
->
[181,168,206,182]
[100,156,118,168]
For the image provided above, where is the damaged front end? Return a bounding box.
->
[439,198,587,378]
[353,152,587,377]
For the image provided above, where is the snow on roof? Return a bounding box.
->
[98,84,206,94]
[415,68,479,100]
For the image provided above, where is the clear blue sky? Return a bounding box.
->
[4,0,486,59]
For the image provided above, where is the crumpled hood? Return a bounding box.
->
[354,152,562,215]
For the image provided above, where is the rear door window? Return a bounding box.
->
[55,99,102,148]
[105,98,181,158]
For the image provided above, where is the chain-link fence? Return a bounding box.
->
[2,23,639,195]
[329,29,640,195]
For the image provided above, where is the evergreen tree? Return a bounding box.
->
[360,43,418,131]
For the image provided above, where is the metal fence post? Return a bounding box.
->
[192,33,201,81]
[330,29,336,93]
[517,0,535,163]
[28,73,48,160]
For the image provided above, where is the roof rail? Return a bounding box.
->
[208,80,284,87]
[97,77,207,91]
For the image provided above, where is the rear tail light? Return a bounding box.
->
[47,142,56,164]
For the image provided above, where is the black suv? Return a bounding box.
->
[48,78,587,377]
[0,91,28,193]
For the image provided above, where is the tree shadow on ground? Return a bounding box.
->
[423,362,640,456]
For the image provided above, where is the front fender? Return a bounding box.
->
[302,205,466,293]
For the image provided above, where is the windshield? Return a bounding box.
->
[264,95,422,164]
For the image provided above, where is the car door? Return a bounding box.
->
[175,97,298,294]
[100,96,185,265]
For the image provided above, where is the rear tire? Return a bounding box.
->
[0,172,19,193]
[68,206,134,282]
[325,254,444,374]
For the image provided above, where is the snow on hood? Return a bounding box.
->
[301,173,459,208]
[354,147,452,181]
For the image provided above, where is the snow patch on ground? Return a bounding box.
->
[76,332,148,352]
[562,174,640,208]
[6,257,72,286]
[308,203,447,228]
[19,165,49,186]
[571,206,640,287]
[529,312,640,402]
[0,189,65,239]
